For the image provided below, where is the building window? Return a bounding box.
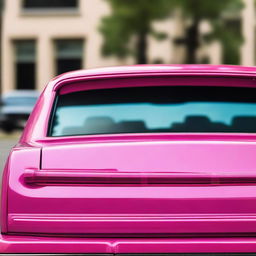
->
[54,39,84,75]
[14,40,36,90]
[23,0,78,9]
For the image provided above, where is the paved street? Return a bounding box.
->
[0,137,19,175]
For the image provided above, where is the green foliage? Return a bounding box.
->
[175,0,244,64]
[174,0,243,20]
[210,18,243,64]
[0,0,4,12]
[100,0,244,65]
[100,0,175,62]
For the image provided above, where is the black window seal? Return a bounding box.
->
[47,93,59,137]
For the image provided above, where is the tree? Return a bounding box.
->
[175,0,244,64]
[100,0,174,64]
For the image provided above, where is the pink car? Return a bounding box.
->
[3,64,256,254]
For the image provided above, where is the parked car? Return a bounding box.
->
[3,65,256,254]
[0,90,39,132]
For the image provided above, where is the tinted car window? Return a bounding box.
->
[50,86,256,136]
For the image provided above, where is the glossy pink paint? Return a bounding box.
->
[3,65,256,253]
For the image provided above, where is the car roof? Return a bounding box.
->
[49,64,256,92]
[52,64,256,83]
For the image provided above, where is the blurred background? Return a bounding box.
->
[0,0,255,168]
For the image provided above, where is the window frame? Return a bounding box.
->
[13,39,37,90]
[54,38,84,76]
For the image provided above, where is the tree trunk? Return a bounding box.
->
[186,18,200,64]
[136,30,148,64]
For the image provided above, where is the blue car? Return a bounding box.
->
[0,90,39,132]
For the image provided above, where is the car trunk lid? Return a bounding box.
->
[7,139,256,236]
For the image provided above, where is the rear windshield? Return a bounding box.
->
[49,86,256,136]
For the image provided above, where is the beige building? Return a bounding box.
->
[1,0,255,93]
